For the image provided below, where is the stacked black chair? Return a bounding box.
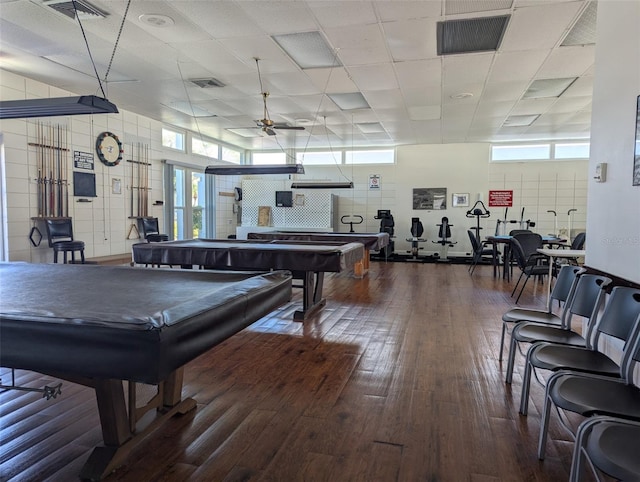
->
[141,217,169,242]
[45,218,85,264]
[509,233,548,302]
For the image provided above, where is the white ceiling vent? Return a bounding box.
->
[190,78,226,89]
[561,1,597,46]
[43,0,107,20]
[437,15,510,55]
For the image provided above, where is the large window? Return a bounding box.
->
[162,128,185,151]
[221,146,242,164]
[491,141,590,161]
[296,151,342,165]
[192,137,219,158]
[252,152,287,164]
[345,149,394,164]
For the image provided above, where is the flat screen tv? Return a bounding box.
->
[275,190,293,207]
[73,171,97,197]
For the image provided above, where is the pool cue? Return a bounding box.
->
[64,124,69,216]
[130,144,134,217]
[144,144,149,216]
[56,124,62,216]
[137,143,141,217]
[49,123,54,217]
[36,121,42,217]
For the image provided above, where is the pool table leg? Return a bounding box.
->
[79,369,197,481]
[293,271,326,321]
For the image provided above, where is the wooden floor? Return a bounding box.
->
[1,262,596,481]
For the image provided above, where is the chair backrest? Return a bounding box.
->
[592,287,640,348]
[562,273,612,333]
[467,230,480,253]
[411,218,423,237]
[513,232,543,259]
[571,232,586,250]
[141,217,160,236]
[45,218,74,247]
[509,229,532,236]
[548,265,585,309]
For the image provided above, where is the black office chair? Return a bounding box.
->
[509,234,549,303]
[504,272,612,384]
[570,416,640,481]
[467,229,494,274]
[45,218,85,264]
[141,217,168,242]
[519,286,640,415]
[560,232,586,265]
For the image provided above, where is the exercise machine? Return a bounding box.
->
[374,209,395,258]
[341,215,363,233]
[466,200,490,239]
[406,217,427,260]
[432,216,457,262]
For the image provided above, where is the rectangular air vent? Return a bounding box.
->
[561,1,597,46]
[44,0,107,20]
[437,15,510,55]
[190,78,226,88]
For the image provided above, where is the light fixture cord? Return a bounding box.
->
[72,0,106,98]
[104,0,132,84]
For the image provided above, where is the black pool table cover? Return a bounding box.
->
[0,263,292,385]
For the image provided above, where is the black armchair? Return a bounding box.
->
[45,218,85,264]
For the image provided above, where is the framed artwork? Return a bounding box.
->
[112,178,122,195]
[412,187,447,210]
[452,193,469,207]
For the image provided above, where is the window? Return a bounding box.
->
[491,144,551,161]
[491,142,591,161]
[170,166,211,240]
[296,151,342,165]
[554,142,590,159]
[252,152,286,165]
[192,137,219,158]
[162,128,185,151]
[345,149,395,164]
[221,146,242,164]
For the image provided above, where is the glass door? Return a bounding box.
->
[171,166,212,240]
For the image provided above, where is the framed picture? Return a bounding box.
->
[413,187,447,210]
[112,178,122,195]
[452,192,469,207]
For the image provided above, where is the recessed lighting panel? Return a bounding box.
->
[272,31,341,69]
[328,93,370,111]
[523,78,577,99]
[503,114,539,127]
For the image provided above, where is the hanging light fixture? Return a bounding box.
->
[205,164,305,175]
[290,181,353,189]
[0,96,118,119]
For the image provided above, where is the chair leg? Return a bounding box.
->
[71,251,76,263]
[519,346,536,415]
[63,251,68,264]
[570,418,597,482]
[511,271,525,297]
[53,250,59,263]
[499,322,508,361]
[80,250,85,264]
[537,374,562,460]
[505,331,519,383]
[515,274,531,303]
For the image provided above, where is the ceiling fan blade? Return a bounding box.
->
[262,126,277,136]
[274,125,306,131]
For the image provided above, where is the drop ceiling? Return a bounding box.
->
[0,0,596,151]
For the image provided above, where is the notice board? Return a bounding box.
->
[488,190,513,207]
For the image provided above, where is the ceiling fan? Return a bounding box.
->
[253,58,305,136]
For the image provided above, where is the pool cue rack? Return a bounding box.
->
[29,121,70,219]
[126,143,151,239]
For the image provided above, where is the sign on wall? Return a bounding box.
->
[73,151,94,170]
[488,190,513,207]
[369,174,380,189]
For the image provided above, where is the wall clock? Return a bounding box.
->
[96,131,123,167]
